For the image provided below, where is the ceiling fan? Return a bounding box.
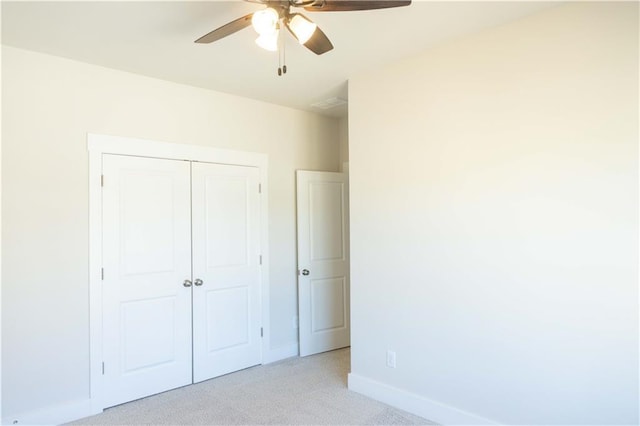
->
[195,0,411,71]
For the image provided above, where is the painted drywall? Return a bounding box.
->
[0,22,3,424]
[1,46,340,420]
[349,2,638,425]
[339,116,349,166]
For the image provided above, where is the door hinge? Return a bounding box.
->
[258,183,262,194]
[102,362,105,375]
[260,327,263,337]
[101,268,104,280]
[259,255,262,265]
[101,175,104,187]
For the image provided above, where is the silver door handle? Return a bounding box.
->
[183,279,192,287]
[301,269,310,276]
[194,278,203,286]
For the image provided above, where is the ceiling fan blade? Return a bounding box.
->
[195,13,254,44]
[304,0,411,12]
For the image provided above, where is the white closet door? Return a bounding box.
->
[297,171,350,356]
[191,162,262,383]
[102,155,193,408]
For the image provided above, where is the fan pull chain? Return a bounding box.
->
[277,31,281,76]
[283,36,287,74]
[277,29,287,77]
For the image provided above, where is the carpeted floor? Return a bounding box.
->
[70,348,434,425]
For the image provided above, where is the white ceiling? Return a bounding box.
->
[1,1,560,117]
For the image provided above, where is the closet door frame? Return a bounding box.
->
[87,133,269,414]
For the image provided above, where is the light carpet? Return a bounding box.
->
[70,348,435,425]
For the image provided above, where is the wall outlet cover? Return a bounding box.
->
[386,350,396,368]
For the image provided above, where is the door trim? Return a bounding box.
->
[87,133,270,413]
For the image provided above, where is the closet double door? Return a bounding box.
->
[101,154,261,408]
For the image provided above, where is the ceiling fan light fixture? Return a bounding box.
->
[288,14,317,44]
[255,29,279,51]
[252,7,279,35]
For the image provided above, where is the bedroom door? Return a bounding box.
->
[296,170,350,357]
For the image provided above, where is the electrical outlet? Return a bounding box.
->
[293,315,299,329]
[386,350,396,368]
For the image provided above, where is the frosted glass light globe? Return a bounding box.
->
[255,30,279,51]
[289,14,317,44]
[252,8,279,35]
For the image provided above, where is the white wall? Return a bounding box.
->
[348,2,638,425]
[1,46,340,421]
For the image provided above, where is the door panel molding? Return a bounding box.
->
[88,134,269,413]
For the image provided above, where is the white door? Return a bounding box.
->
[296,171,350,357]
[191,162,262,382]
[102,155,193,408]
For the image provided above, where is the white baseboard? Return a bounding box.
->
[348,373,498,425]
[263,343,299,364]
[1,398,100,426]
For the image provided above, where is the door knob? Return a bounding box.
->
[183,279,193,287]
[194,278,203,286]
[301,269,310,276]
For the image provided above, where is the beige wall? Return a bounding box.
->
[349,2,638,424]
[339,116,349,167]
[1,46,340,419]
